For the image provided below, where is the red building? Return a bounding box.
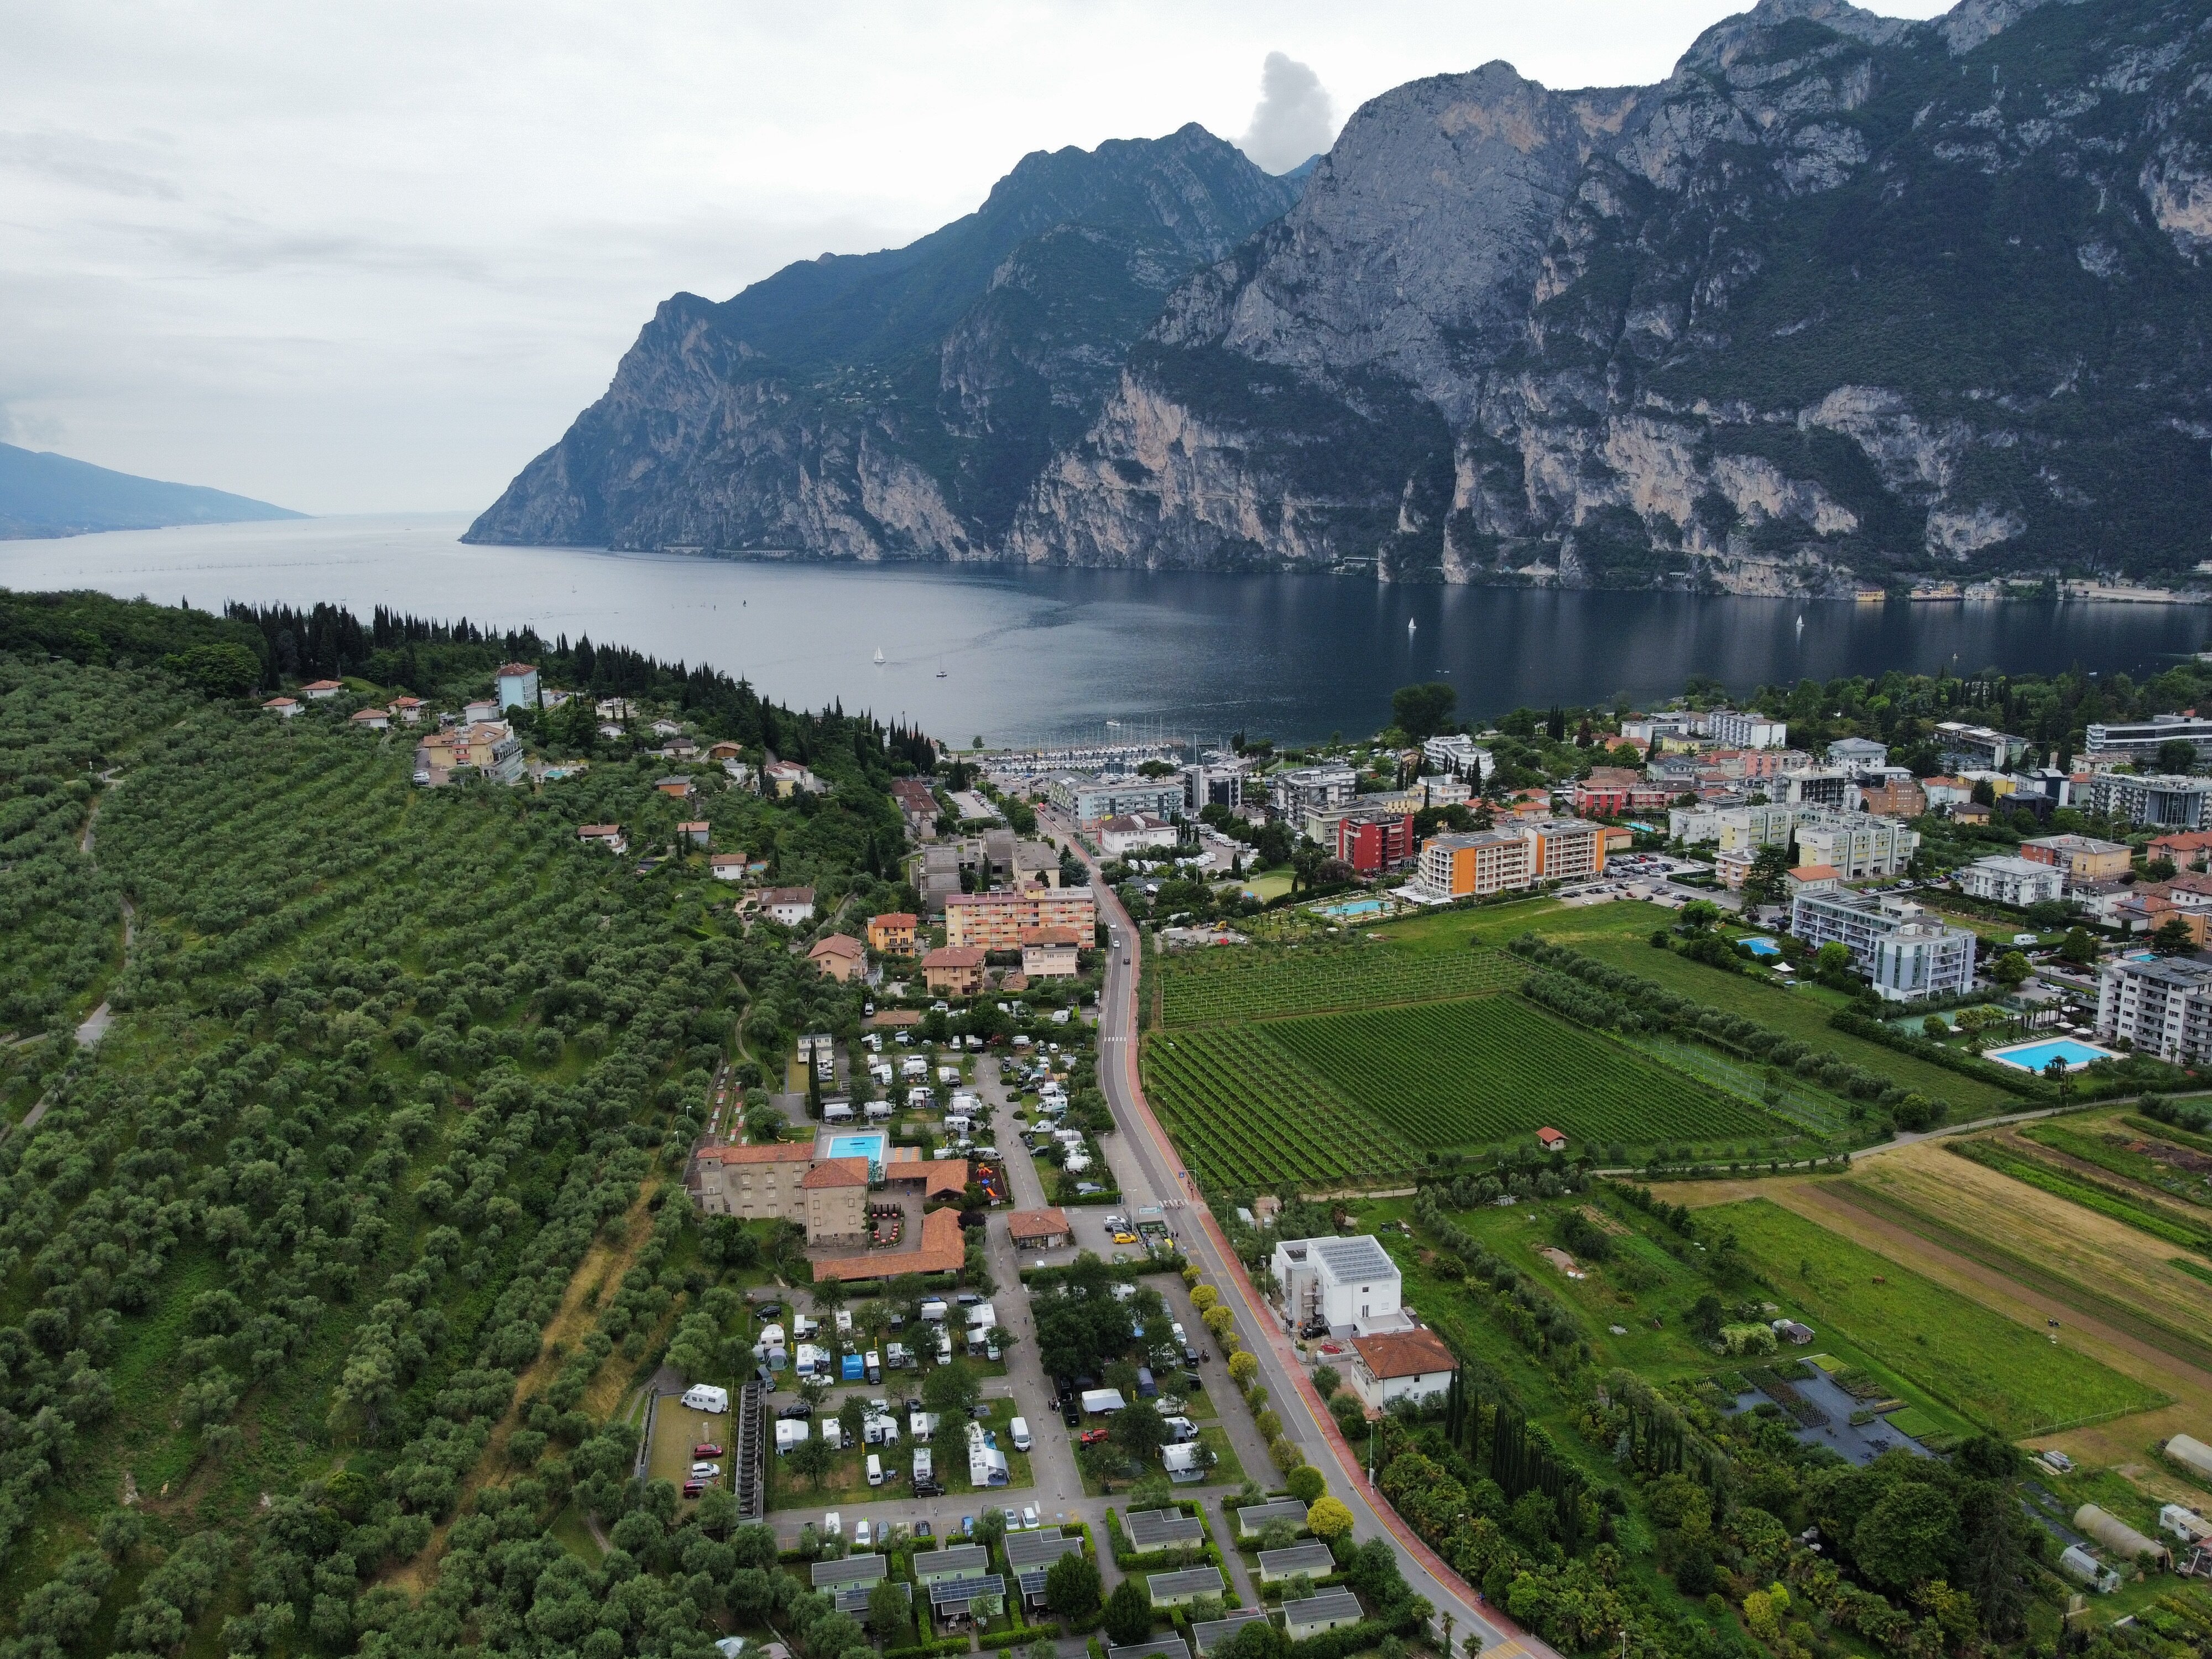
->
[1335,812,1416,874]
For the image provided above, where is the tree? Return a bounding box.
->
[1740,843,1794,909]
[867,1578,912,1643]
[1307,1496,1355,1542]
[1678,900,1719,931]
[977,1508,1009,1552]
[2058,927,2099,966]
[1113,1400,1168,1462]
[2152,919,2197,956]
[163,641,263,698]
[1851,1482,1958,1594]
[838,1394,867,1451]
[1392,683,1457,744]
[1045,1550,1102,1621]
[923,1357,980,1417]
[2156,738,2200,775]
[789,1432,838,1490]
[1285,1464,1327,1504]
[1987,948,2033,985]
[1103,1578,1154,1645]
[1227,1351,1259,1389]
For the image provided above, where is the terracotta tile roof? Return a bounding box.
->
[872,912,919,928]
[762,886,815,906]
[808,933,867,961]
[801,1157,870,1190]
[1005,1207,1070,1243]
[497,662,537,676]
[300,679,343,691]
[1350,1327,1457,1380]
[577,823,623,837]
[698,1142,813,1166]
[1790,864,1840,880]
[813,1204,966,1281]
[1020,928,1081,947]
[709,853,749,868]
[867,1010,924,1027]
[923,946,986,968]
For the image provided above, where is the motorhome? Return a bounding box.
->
[681,1385,729,1413]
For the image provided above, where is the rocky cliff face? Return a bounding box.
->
[477,0,2212,589]
[466,126,1302,560]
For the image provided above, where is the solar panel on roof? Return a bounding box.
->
[1283,1590,1363,1627]
[1005,1531,1082,1569]
[1258,1543,1335,1579]
[1125,1508,1204,1548]
[916,1545,992,1579]
[1146,1567,1224,1600]
[1105,1640,1193,1659]
[834,1582,911,1616]
[810,1553,888,1587]
[925,1574,1006,1609]
[1191,1610,1267,1655]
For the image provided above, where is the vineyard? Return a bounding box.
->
[1144,1026,1420,1190]
[1157,941,1520,1027]
[1270,997,1775,1154]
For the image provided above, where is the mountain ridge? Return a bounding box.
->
[472,0,2212,590]
[0,442,302,540]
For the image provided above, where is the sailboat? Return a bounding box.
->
[935,659,948,679]
[1407,617,1417,634]
[873,647,885,665]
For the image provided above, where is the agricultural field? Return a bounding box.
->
[1155,938,1520,1026]
[2023,1115,2212,1209]
[1402,898,2022,1118]
[1708,1197,2166,1436]
[1272,998,1776,1156]
[1949,1137,2212,1252]
[1144,1025,1417,1189]
[1833,1145,2212,1369]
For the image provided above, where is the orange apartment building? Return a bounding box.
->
[1416,818,1605,900]
[943,888,1097,951]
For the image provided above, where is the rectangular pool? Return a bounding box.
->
[1317,899,1385,919]
[1985,1037,2119,1074]
[821,1129,888,1177]
[1736,937,1782,958]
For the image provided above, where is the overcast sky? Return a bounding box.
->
[0,0,1954,517]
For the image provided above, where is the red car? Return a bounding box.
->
[682,1481,705,1498]
[693,1443,724,1458]
[1079,1428,1110,1446]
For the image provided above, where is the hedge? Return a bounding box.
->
[1828,1010,2051,1100]
[1021,1255,1186,1290]
[884,1641,973,1659]
[1104,1503,1219,1571]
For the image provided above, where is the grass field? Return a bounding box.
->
[1271,997,1776,1154]
[1401,898,2021,1118]
[2025,1119,2212,1209]
[1156,941,1520,1027]
[1948,1139,2212,1253]
[1709,1197,2166,1436]
[1838,1149,2212,1365]
[1144,1026,1420,1190]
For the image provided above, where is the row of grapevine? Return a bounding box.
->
[1158,941,1520,1027]
[1271,997,1777,1151]
[1142,1024,1420,1190]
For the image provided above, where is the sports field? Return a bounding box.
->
[1710,1197,2167,1436]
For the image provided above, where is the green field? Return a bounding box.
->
[1272,997,1775,1154]
[1145,1025,1418,1189]
[1156,940,1520,1026]
[1709,1198,2167,1436]
[1399,898,2020,1117]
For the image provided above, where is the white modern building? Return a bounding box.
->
[1422,733,1496,781]
[2098,956,2212,1066]
[1709,709,1788,749]
[1788,890,1977,1001]
[1269,764,1359,822]
[1668,802,1807,851]
[1825,737,1890,771]
[1956,855,2067,907]
[1936,722,2031,772]
[495,662,541,711]
[1793,814,1919,880]
[1272,1235,1406,1337]
[2084,714,2212,766]
[2088,772,2212,831]
[1098,814,1180,857]
[1183,752,1252,813]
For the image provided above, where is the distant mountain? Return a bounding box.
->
[0,443,302,539]
[465,124,1303,556]
[474,0,2212,592]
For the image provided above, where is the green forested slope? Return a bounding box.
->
[0,595,920,1659]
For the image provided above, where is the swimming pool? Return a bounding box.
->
[1737,937,1782,958]
[1985,1037,2119,1074]
[822,1130,888,1176]
[1317,899,1385,919]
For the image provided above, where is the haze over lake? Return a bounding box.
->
[8,514,2208,744]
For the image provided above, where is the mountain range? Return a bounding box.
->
[468,0,2212,593]
[0,442,301,540]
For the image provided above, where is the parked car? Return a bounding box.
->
[1062,1404,1081,1428]
[1022,1505,1040,1529]
[959,1515,976,1539]
[778,1402,812,1420]
[1079,1428,1110,1446]
[693,1443,724,1458]
[914,1522,933,1540]
[855,1520,872,1548]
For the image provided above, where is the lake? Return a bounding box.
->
[7,513,2207,744]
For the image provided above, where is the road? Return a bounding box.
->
[1045,812,1553,1659]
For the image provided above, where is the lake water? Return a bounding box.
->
[7,513,2208,744]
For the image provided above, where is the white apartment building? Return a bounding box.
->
[1788,890,1977,1001]
[1422,733,1496,780]
[1271,1235,1407,1337]
[1671,802,1803,848]
[1709,709,1788,749]
[1955,855,2066,907]
[1793,815,1919,880]
[2088,772,2212,831]
[1780,769,1854,810]
[2098,956,2212,1066]
[1269,764,1359,821]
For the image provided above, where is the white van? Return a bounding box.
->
[681,1385,729,1413]
[866,1454,884,1488]
[1010,1416,1032,1452]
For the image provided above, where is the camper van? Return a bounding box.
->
[1010,1417,1032,1452]
[867,1454,884,1488]
[936,1329,953,1366]
[681,1385,730,1414]
[912,1447,936,1493]
[865,1350,883,1384]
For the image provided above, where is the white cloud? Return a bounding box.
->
[0,0,1960,515]
[1238,53,1335,174]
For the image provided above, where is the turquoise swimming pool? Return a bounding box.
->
[1737,937,1782,957]
[1318,899,1385,919]
[822,1130,888,1176]
[1985,1037,2117,1074]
